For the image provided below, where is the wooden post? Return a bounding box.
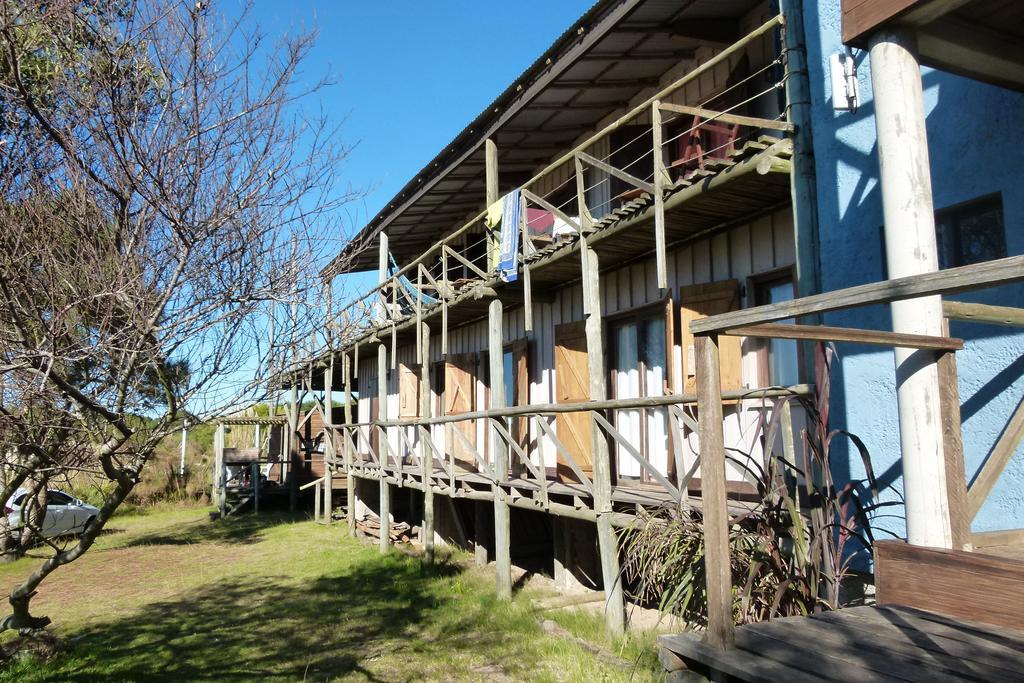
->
[419,322,435,563]
[937,335,969,549]
[323,358,334,525]
[344,351,356,537]
[486,138,499,271]
[582,245,625,634]
[489,299,512,599]
[694,333,735,649]
[651,100,668,291]
[574,155,595,316]
[314,477,321,521]
[288,384,299,512]
[378,343,391,553]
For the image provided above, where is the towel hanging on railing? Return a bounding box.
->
[497,189,521,283]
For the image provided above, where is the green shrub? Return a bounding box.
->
[620,344,886,626]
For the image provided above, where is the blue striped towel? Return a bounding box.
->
[498,189,521,283]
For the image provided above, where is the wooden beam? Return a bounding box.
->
[657,102,795,133]
[967,393,1024,520]
[592,412,680,499]
[489,299,512,599]
[534,416,594,493]
[582,245,625,635]
[574,153,594,316]
[691,254,1024,334]
[580,49,696,61]
[943,300,1024,327]
[652,99,668,290]
[521,189,581,234]
[443,244,489,280]
[972,528,1024,550]
[520,194,534,332]
[840,0,969,46]
[576,150,654,195]
[875,540,1024,630]
[378,344,390,554]
[344,351,357,538]
[419,322,435,563]
[376,385,811,427]
[917,17,1024,93]
[722,322,963,351]
[695,334,735,649]
[842,0,919,44]
[937,341,969,550]
[547,77,661,89]
[486,138,499,272]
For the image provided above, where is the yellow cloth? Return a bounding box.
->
[484,198,504,228]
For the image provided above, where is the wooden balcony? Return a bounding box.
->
[305,15,794,368]
[658,254,1024,678]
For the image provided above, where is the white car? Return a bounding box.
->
[4,489,100,539]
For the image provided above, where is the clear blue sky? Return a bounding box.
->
[242,1,594,286]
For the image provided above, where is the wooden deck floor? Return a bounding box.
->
[659,605,1024,682]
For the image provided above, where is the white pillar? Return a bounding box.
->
[179,422,189,477]
[869,30,952,549]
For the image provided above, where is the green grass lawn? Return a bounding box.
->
[0,507,662,681]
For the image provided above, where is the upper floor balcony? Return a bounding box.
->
[309,5,798,369]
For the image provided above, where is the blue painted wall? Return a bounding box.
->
[803,0,1024,540]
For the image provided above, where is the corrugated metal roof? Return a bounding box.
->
[323,0,762,277]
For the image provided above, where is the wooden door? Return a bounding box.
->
[680,280,742,396]
[398,362,420,418]
[444,353,477,471]
[554,322,593,481]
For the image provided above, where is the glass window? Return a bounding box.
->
[754,275,801,387]
[936,194,1006,269]
[766,281,800,387]
[610,311,669,482]
[503,350,515,408]
[46,491,73,506]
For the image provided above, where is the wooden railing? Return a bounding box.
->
[284,15,792,373]
[322,385,809,522]
[690,253,1024,650]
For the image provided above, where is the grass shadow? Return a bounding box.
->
[16,553,503,682]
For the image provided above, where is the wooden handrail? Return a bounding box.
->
[691,254,1024,334]
[329,385,809,430]
[943,300,1024,327]
[722,323,963,351]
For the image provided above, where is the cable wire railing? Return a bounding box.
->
[280,14,792,380]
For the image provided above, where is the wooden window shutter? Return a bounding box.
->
[680,280,742,395]
[398,362,420,418]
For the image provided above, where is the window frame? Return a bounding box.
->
[605,299,675,485]
[747,265,803,388]
[935,192,1007,269]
